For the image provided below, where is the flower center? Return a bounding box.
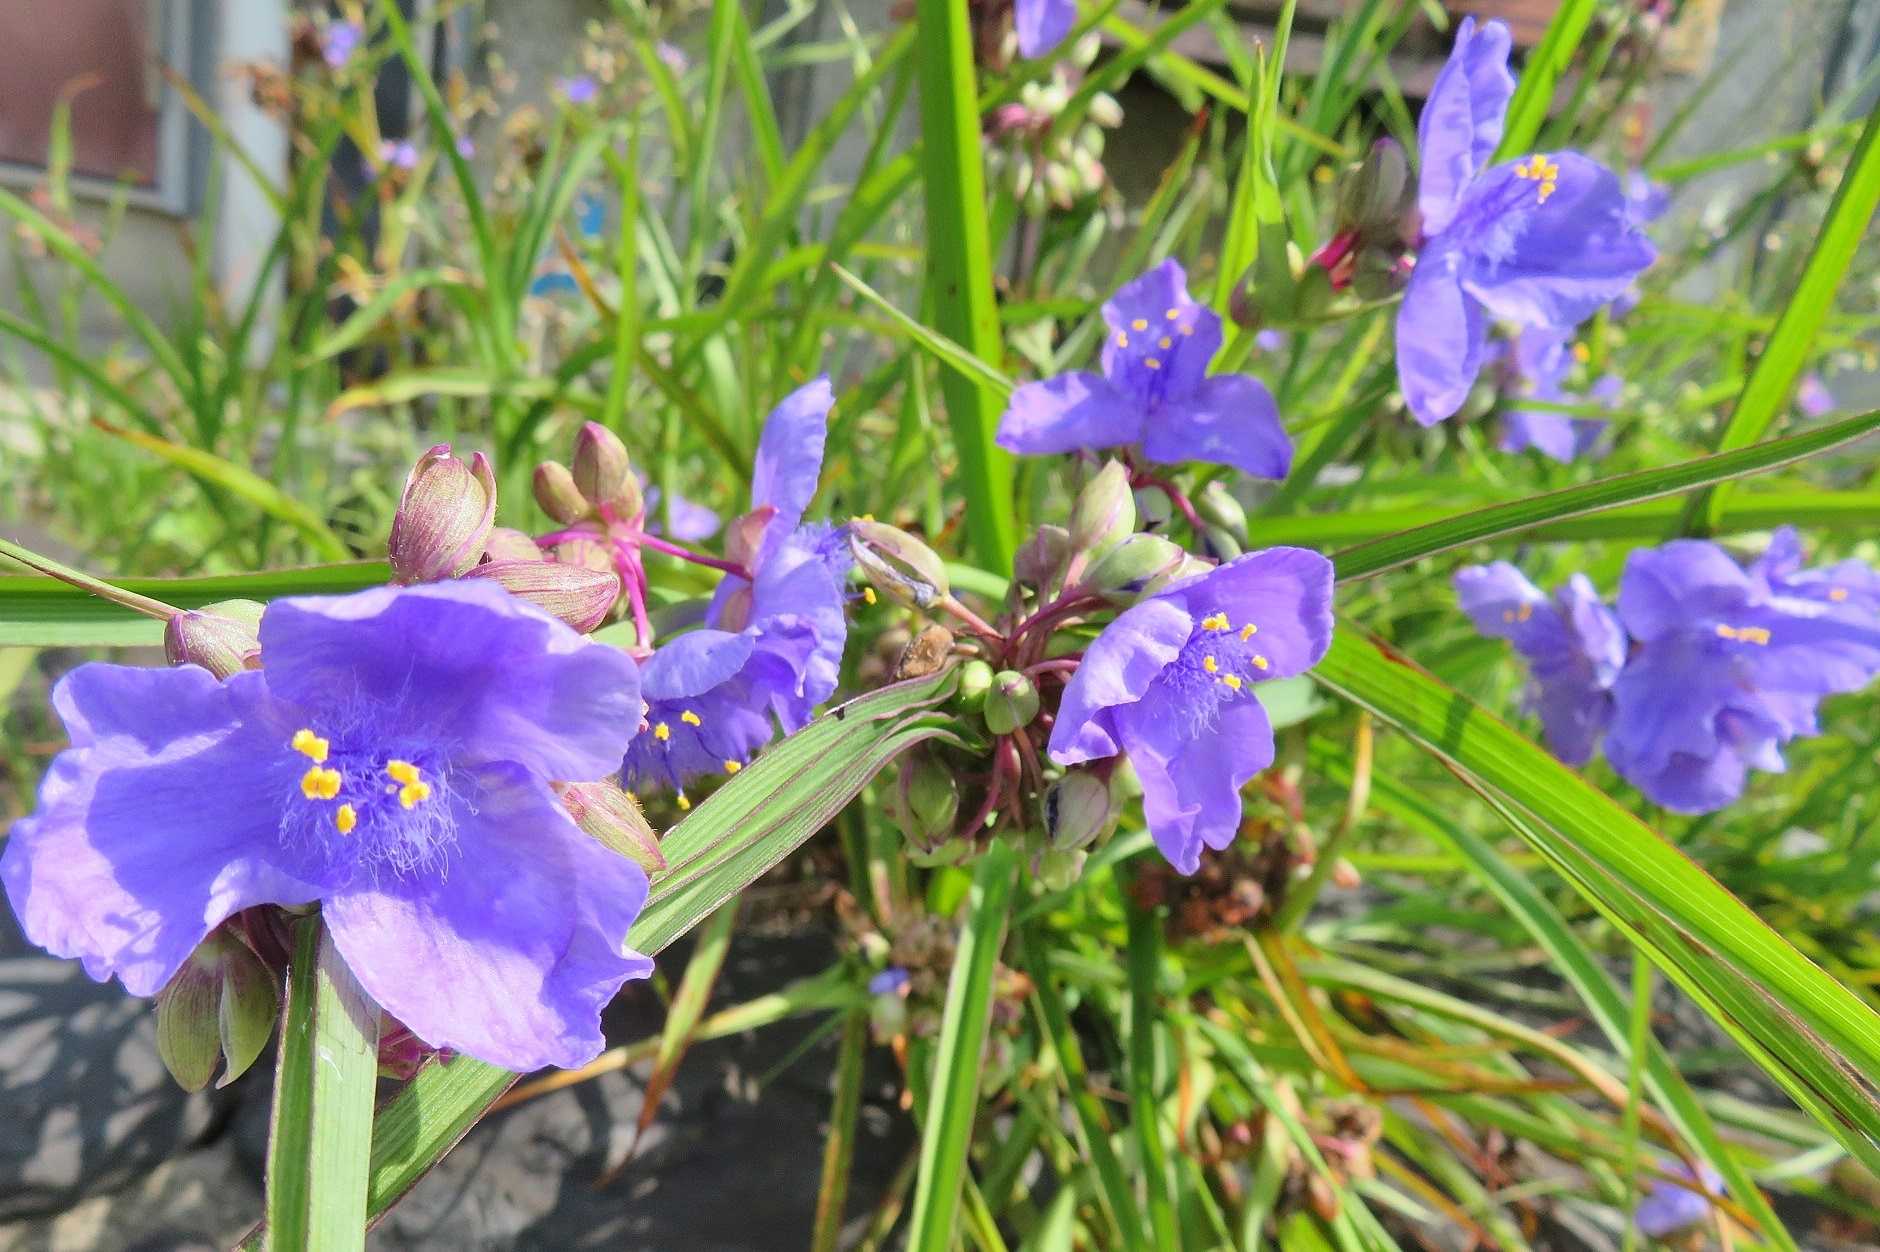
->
[1151,611,1271,735]
[1512,153,1560,204]
[1713,623,1771,646]
[282,726,456,877]
[622,697,761,810]
[1110,305,1201,408]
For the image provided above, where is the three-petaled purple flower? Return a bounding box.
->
[559,75,599,105]
[1,581,653,1072]
[1397,18,1655,426]
[623,379,851,802]
[998,260,1292,480]
[1455,562,1625,764]
[321,20,362,70]
[1049,548,1333,874]
[1499,326,1617,462]
[1796,373,1836,418]
[1015,0,1076,59]
[1605,538,1880,812]
[1634,1162,1724,1238]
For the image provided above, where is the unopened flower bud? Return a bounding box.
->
[1203,525,1243,562]
[464,560,619,633]
[1196,481,1247,536]
[1035,846,1085,891]
[1144,552,1218,596]
[572,422,636,514]
[155,930,278,1092]
[557,780,666,874]
[164,601,262,679]
[1336,138,1414,246]
[1088,92,1123,129]
[1043,771,1114,852]
[849,519,949,609]
[551,535,615,575]
[1014,524,1072,590]
[389,445,497,583]
[984,670,1039,735]
[887,754,960,851]
[907,834,977,868]
[533,460,589,525]
[1084,532,1184,598]
[1069,460,1136,558]
[957,659,994,714]
[482,526,544,563]
[1133,485,1173,530]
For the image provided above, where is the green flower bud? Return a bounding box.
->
[984,670,1039,735]
[1014,524,1071,591]
[1133,485,1173,529]
[389,445,497,583]
[533,460,589,525]
[557,780,667,874]
[887,754,960,851]
[1144,553,1218,596]
[1034,846,1086,891]
[1196,481,1247,536]
[1069,460,1136,558]
[572,422,639,515]
[1084,532,1184,598]
[1043,771,1115,852]
[163,602,262,679]
[957,659,994,714]
[463,560,619,633]
[155,930,279,1093]
[1203,525,1243,561]
[849,519,950,609]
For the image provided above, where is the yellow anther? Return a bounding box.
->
[1131,318,1148,331]
[1180,324,1195,336]
[1200,612,1230,631]
[675,793,692,811]
[1158,336,1172,350]
[398,780,432,810]
[654,722,671,742]
[1253,655,1270,671]
[681,709,702,727]
[1164,307,1180,321]
[1144,357,1162,370]
[1715,624,1771,645]
[724,759,742,774]
[1203,655,1219,673]
[300,766,342,801]
[385,759,421,786]
[1240,623,1258,641]
[1829,588,1849,602]
[863,586,877,606]
[1116,332,1129,348]
[1221,674,1243,691]
[290,729,329,763]
[1571,342,1591,364]
[335,804,358,835]
[861,513,877,522]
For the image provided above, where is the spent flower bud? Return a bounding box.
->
[155,930,279,1092]
[164,601,262,679]
[533,460,589,525]
[1336,138,1414,246]
[1043,771,1115,852]
[556,780,666,874]
[849,519,949,609]
[482,526,544,563]
[572,422,637,515]
[984,670,1040,735]
[463,561,619,633]
[1069,460,1136,558]
[388,445,497,583]
[1014,524,1072,591]
[887,754,960,850]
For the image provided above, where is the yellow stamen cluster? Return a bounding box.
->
[1501,602,1536,624]
[1513,153,1561,204]
[1203,655,1219,673]
[300,766,343,800]
[1240,623,1258,641]
[1715,624,1772,646]
[385,760,431,810]
[1221,675,1243,691]
[1571,342,1591,364]
[1829,588,1850,602]
[1116,331,1129,348]
[1195,612,1267,690]
[675,793,692,811]
[862,586,877,606]
[654,721,672,741]
[681,709,703,727]
[1158,336,1173,350]
[1252,655,1270,671]
[1131,318,1148,331]
[291,729,329,763]
[1200,612,1230,632]
[335,804,358,835]
[1144,357,1162,370]
[724,759,742,774]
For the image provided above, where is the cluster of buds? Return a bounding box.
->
[983,46,1121,214]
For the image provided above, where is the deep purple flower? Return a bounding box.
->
[321,20,362,70]
[559,75,599,105]
[1605,539,1880,812]
[377,140,419,172]
[1623,171,1671,225]
[1397,18,1656,426]
[868,966,911,997]
[1,581,652,1072]
[1796,373,1836,417]
[997,260,1291,479]
[1049,548,1333,874]
[1499,326,1615,462]
[1635,1162,1723,1237]
[1455,562,1625,765]
[1015,0,1076,58]
[621,630,775,805]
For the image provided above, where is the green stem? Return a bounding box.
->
[0,534,180,621]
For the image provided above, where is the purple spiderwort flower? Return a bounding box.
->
[377,140,419,173]
[1624,171,1671,226]
[1455,562,1625,765]
[321,20,362,70]
[1635,1162,1724,1238]
[0,581,652,1072]
[1015,0,1076,59]
[559,75,599,105]
[1397,18,1656,426]
[869,966,911,997]
[1605,539,1880,813]
[1796,372,1836,417]
[643,481,721,543]
[1752,525,1880,616]
[998,260,1292,480]
[1499,326,1616,463]
[655,41,689,75]
[1049,548,1333,874]
[455,135,476,160]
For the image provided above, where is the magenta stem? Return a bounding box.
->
[635,531,751,580]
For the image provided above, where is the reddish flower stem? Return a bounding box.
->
[635,531,751,580]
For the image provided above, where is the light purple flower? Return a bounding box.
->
[321,20,362,70]
[656,41,689,75]
[869,966,911,997]
[455,135,476,160]
[997,260,1291,480]
[622,630,776,802]
[1606,539,1880,812]
[1752,525,1880,616]
[559,75,599,105]
[1635,1162,1723,1237]
[377,140,419,172]
[1016,0,1077,59]
[1397,18,1656,426]
[1796,372,1836,418]
[1455,562,1625,765]
[1624,171,1671,225]
[1499,326,1614,463]
[0,581,652,1072]
[644,481,721,543]
[1049,548,1334,874]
